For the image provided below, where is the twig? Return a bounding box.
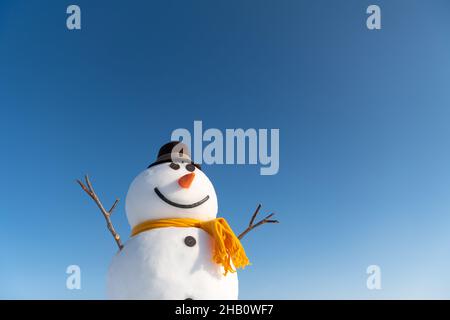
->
[238,204,279,240]
[77,175,124,250]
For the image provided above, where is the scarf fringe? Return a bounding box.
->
[131,217,250,276]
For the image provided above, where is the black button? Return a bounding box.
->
[185,298,193,300]
[184,236,196,247]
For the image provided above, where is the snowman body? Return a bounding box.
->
[107,227,238,299]
[106,151,239,300]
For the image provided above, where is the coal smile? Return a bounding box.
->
[154,187,210,209]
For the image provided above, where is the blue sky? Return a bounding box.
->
[1,0,450,299]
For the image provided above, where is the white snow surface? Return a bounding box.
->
[107,227,239,300]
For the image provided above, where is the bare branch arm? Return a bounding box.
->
[238,204,279,240]
[77,175,124,250]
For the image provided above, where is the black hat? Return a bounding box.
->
[148,141,197,169]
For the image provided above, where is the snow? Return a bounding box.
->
[107,227,239,299]
[107,161,239,300]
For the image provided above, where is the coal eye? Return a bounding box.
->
[170,162,180,170]
[186,163,196,172]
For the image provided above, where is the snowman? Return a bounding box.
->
[77,141,278,300]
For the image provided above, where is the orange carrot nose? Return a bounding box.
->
[178,172,195,189]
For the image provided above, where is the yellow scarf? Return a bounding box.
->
[131,217,250,275]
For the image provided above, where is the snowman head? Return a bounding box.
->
[125,142,218,228]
